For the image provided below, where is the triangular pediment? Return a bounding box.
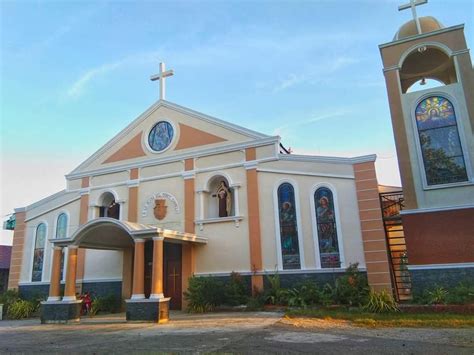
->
[68,100,270,177]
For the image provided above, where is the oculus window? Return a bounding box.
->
[148,121,174,152]
[415,96,468,186]
[277,183,301,270]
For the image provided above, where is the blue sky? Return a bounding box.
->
[1,0,473,243]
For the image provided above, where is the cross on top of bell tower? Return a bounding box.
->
[398,0,428,35]
[150,62,174,100]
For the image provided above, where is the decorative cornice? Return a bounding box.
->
[408,262,474,270]
[79,188,90,196]
[24,196,82,223]
[182,171,196,180]
[244,161,258,170]
[257,168,354,180]
[383,65,400,73]
[127,179,140,187]
[66,136,279,180]
[400,204,474,215]
[279,153,376,165]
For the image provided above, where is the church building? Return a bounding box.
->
[8,62,391,322]
[7,1,473,323]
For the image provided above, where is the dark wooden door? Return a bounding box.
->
[164,243,182,310]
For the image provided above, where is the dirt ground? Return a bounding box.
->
[0,312,473,354]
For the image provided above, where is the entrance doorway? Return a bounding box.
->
[164,243,182,310]
[143,241,182,309]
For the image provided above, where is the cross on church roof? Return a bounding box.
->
[150,62,174,100]
[398,0,428,35]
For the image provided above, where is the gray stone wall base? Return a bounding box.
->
[40,301,82,324]
[409,266,474,296]
[125,298,170,323]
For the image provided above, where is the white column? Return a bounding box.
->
[198,191,205,220]
[233,186,240,216]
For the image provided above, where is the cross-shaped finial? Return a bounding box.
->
[150,62,174,100]
[398,0,428,35]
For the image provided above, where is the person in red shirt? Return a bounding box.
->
[82,292,92,315]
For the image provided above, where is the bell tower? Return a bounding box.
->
[379,5,474,290]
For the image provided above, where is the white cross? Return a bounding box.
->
[398,0,428,35]
[150,62,174,100]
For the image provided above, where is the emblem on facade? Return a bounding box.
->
[142,192,180,218]
[153,198,168,220]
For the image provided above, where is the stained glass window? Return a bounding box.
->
[32,223,46,282]
[148,121,174,152]
[415,96,468,186]
[277,183,301,269]
[56,213,68,239]
[315,187,341,268]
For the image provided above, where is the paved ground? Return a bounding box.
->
[0,312,473,354]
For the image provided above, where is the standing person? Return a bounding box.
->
[83,292,92,315]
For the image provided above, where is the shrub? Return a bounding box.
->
[427,286,448,305]
[99,294,121,313]
[224,272,248,306]
[286,288,307,308]
[264,273,290,305]
[89,297,102,317]
[86,294,121,316]
[7,299,36,319]
[332,263,369,306]
[446,283,474,305]
[246,291,265,311]
[0,289,20,317]
[363,289,399,313]
[294,281,320,306]
[319,284,335,306]
[184,276,225,313]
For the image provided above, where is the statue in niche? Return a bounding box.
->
[215,181,232,217]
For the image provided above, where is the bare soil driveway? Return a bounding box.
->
[0,312,473,354]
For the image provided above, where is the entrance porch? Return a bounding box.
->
[40,218,207,324]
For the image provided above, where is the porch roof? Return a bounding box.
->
[50,218,207,250]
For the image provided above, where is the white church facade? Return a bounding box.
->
[8,76,391,319]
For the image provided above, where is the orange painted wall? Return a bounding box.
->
[353,161,393,292]
[245,148,264,293]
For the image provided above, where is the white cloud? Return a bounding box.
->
[272,109,352,137]
[66,60,124,98]
[63,26,375,98]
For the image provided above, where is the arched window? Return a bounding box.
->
[277,183,301,269]
[314,187,341,268]
[98,192,120,220]
[415,96,468,186]
[32,223,46,282]
[55,213,68,239]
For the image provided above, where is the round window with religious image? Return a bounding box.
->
[148,121,174,152]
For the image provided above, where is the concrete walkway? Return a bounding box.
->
[0,312,473,353]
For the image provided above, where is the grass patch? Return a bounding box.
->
[286,308,474,328]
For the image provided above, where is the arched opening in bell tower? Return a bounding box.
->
[400,46,457,93]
